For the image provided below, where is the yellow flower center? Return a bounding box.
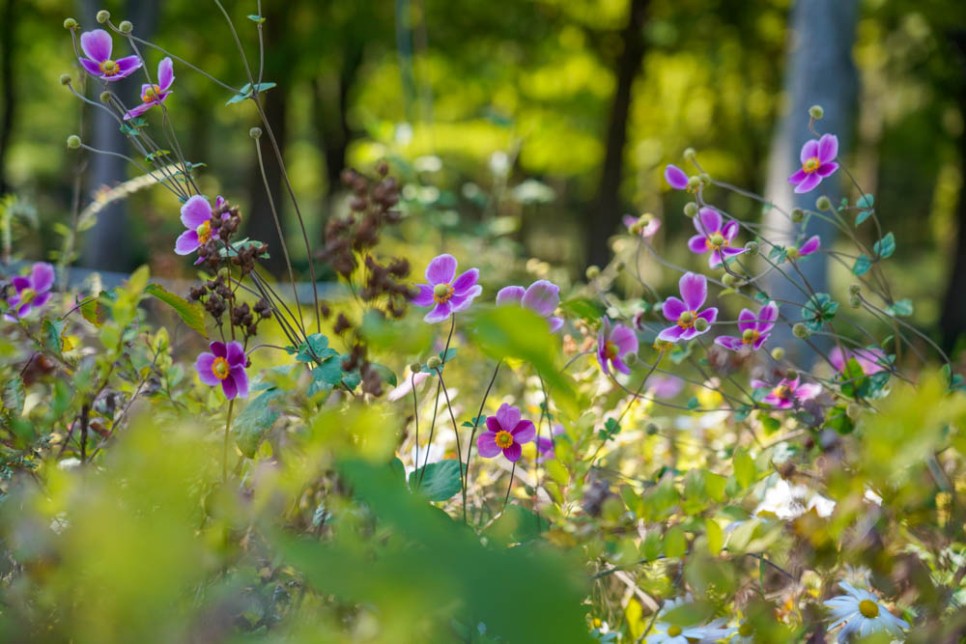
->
[196,220,212,245]
[667,625,682,637]
[494,430,514,449]
[19,288,37,304]
[433,283,454,304]
[771,385,791,401]
[141,84,162,103]
[677,310,697,329]
[211,356,231,381]
[802,157,821,174]
[742,329,760,345]
[604,340,620,360]
[786,247,800,260]
[707,232,726,250]
[99,59,120,76]
[858,599,879,619]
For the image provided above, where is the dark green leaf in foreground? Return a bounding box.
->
[232,389,284,458]
[409,459,462,501]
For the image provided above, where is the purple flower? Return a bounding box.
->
[411,254,482,323]
[829,346,887,375]
[787,235,821,261]
[664,164,689,191]
[123,57,174,120]
[788,134,839,194]
[536,423,565,463]
[622,213,661,238]
[657,272,718,343]
[195,340,249,400]
[78,29,142,82]
[175,195,225,261]
[477,403,536,463]
[714,301,778,351]
[751,376,821,409]
[496,279,563,332]
[648,374,685,399]
[597,318,639,375]
[5,262,54,319]
[687,207,746,268]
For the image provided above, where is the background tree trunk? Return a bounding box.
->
[585,0,649,269]
[762,0,860,365]
[0,0,17,197]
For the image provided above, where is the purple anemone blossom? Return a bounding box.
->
[657,272,718,343]
[411,254,482,324]
[597,318,639,375]
[124,57,174,120]
[496,279,563,332]
[688,207,746,268]
[5,262,54,319]
[622,213,661,238]
[829,346,887,375]
[788,134,839,194]
[664,164,689,191]
[536,423,565,463]
[175,195,226,262]
[195,340,249,400]
[751,376,821,409]
[714,301,779,352]
[787,235,821,261]
[477,403,536,463]
[78,29,142,82]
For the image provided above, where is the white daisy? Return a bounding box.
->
[824,582,909,642]
[755,476,835,520]
[646,598,733,643]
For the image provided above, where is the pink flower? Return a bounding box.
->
[411,254,482,323]
[536,423,565,463]
[788,134,839,194]
[496,279,563,332]
[787,235,821,261]
[657,273,718,343]
[597,318,639,375]
[78,29,142,82]
[687,207,746,268]
[477,403,536,463]
[195,340,249,400]
[622,213,661,238]
[123,57,174,120]
[175,195,226,263]
[751,376,821,409]
[714,301,778,351]
[829,346,887,375]
[5,262,54,319]
[664,164,689,190]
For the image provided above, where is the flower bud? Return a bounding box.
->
[118,20,133,33]
[849,295,861,308]
[683,147,696,161]
[846,403,862,421]
[816,196,832,211]
[645,423,659,436]
[808,105,824,120]
[770,347,785,361]
[426,356,442,370]
[683,202,699,218]
[848,284,861,296]
[722,273,738,288]
[99,91,112,103]
[792,323,810,338]
[66,135,81,149]
[624,352,638,366]
[699,172,711,186]
[63,17,78,29]
[686,175,702,191]
[585,265,600,280]
[409,362,422,373]
[653,339,674,352]
[791,208,804,223]
[59,73,72,85]
[744,241,759,256]
[694,317,710,332]
[249,126,263,139]
[96,9,110,24]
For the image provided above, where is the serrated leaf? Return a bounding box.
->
[79,296,108,327]
[42,319,65,355]
[233,389,284,458]
[409,459,461,501]
[295,333,336,363]
[309,359,343,396]
[144,283,207,336]
[852,254,872,276]
[3,377,25,416]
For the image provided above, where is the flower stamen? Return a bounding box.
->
[99,59,119,76]
[211,357,230,381]
[802,157,821,174]
[494,430,514,449]
[858,599,879,619]
[433,282,455,304]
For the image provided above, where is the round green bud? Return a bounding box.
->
[770,347,786,361]
[791,208,804,223]
[722,273,738,288]
[848,284,861,296]
[409,362,422,373]
[683,147,696,161]
[694,317,710,332]
[59,73,72,85]
[686,176,702,190]
[645,423,659,436]
[118,20,133,33]
[99,91,112,103]
[624,352,638,366]
[816,196,832,211]
[629,222,643,235]
[744,241,759,256]
[849,295,861,308]
[585,265,600,280]
[792,323,810,338]
[683,202,699,218]
[426,356,442,370]
[708,232,725,248]
[808,105,825,120]
[249,126,262,139]
[63,17,78,29]
[66,135,82,149]
[846,403,862,421]
[95,9,110,24]
[699,172,711,186]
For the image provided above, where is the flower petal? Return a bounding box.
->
[496,285,525,306]
[522,280,560,317]
[158,57,174,89]
[662,297,686,321]
[795,383,822,401]
[111,55,143,80]
[411,284,435,306]
[800,139,818,164]
[495,403,521,433]
[687,234,709,254]
[80,29,112,63]
[664,164,689,190]
[451,268,479,294]
[181,195,212,228]
[195,353,220,386]
[448,285,482,313]
[123,102,154,120]
[485,416,503,434]
[817,161,839,178]
[502,443,522,462]
[11,276,29,291]
[79,57,105,77]
[793,172,822,194]
[610,356,630,375]
[210,341,227,358]
[829,347,847,372]
[657,325,686,342]
[477,431,502,458]
[799,235,821,256]
[226,340,246,366]
[425,254,457,285]
[610,324,639,355]
[30,262,55,293]
[697,307,718,326]
[697,207,722,234]
[722,220,740,241]
[230,366,249,399]
[548,316,564,333]
[788,169,809,185]
[714,336,743,351]
[737,308,757,330]
[511,419,536,444]
[818,133,838,162]
[424,302,452,324]
[174,230,200,255]
[31,292,51,310]
[221,376,239,400]
[679,272,707,310]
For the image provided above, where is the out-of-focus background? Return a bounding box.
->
[2,0,966,350]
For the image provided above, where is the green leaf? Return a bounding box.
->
[885,299,914,317]
[232,389,284,458]
[856,193,875,209]
[247,13,266,23]
[706,519,724,554]
[79,296,108,327]
[42,319,65,355]
[852,254,872,276]
[801,293,839,332]
[2,377,25,416]
[409,459,462,502]
[664,525,687,558]
[309,359,343,396]
[559,297,604,321]
[873,232,896,259]
[733,449,756,488]
[144,283,207,337]
[294,333,337,364]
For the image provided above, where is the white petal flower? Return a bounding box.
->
[755,476,835,520]
[824,581,909,642]
[645,597,734,643]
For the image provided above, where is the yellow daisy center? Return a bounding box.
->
[802,157,821,174]
[667,624,682,637]
[99,59,120,76]
[142,84,162,103]
[494,430,514,449]
[196,220,212,245]
[677,310,697,329]
[211,356,231,381]
[858,599,879,619]
[433,283,455,304]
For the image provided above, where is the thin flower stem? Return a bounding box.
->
[436,369,464,488]
[411,371,420,480]
[463,360,501,523]
[417,377,443,488]
[223,398,235,482]
[502,460,517,510]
